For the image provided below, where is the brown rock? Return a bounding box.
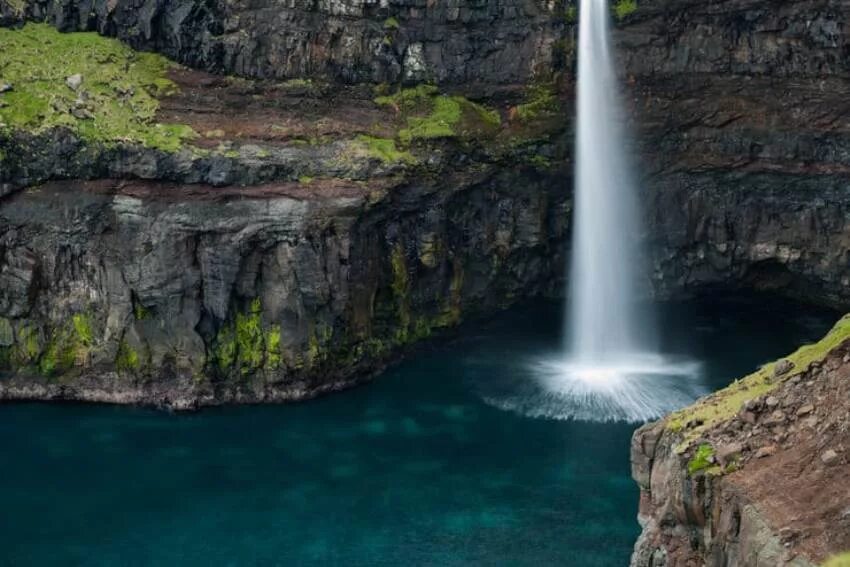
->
[795,404,814,417]
[716,442,743,466]
[821,449,840,466]
[740,410,758,425]
[766,396,780,409]
[774,358,795,377]
[762,410,786,426]
[755,445,778,459]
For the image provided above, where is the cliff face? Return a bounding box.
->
[617,0,850,306]
[0,0,565,86]
[0,171,565,407]
[2,0,850,407]
[630,316,850,567]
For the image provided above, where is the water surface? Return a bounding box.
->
[0,295,835,566]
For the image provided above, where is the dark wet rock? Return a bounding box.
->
[1,0,566,86]
[0,171,570,408]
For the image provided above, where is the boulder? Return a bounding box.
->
[65,74,83,91]
[774,359,795,377]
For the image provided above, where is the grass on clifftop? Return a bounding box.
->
[0,23,194,150]
[823,553,850,567]
[668,314,850,451]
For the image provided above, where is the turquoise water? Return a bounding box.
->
[0,296,835,566]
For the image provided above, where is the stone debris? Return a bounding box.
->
[820,449,839,466]
[755,445,778,458]
[717,442,743,466]
[0,82,12,93]
[796,404,814,417]
[65,73,83,91]
[774,358,795,377]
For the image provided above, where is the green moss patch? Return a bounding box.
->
[669,314,850,451]
[0,23,194,150]
[115,338,140,373]
[515,81,560,122]
[37,313,94,377]
[375,85,501,145]
[213,299,283,375]
[351,135,416,164]
[687,444,717,476]
[613,0,637,19]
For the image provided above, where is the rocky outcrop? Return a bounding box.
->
[0,169,567,408]
[630,316,850,566]
[0,0,567,86]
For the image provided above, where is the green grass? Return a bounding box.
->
[669,314,850,451]
[352,135,416,164]
[0,23,194,151]
[687,444,716,476]
[515,81,560,122]
[613,0,637,20]
[823,553,850,567]
[564,5,577,23]
[375,85,501,145]
[383,17,400,30]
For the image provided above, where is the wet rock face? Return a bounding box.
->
[0,0,565,85]
[0,173,568,407]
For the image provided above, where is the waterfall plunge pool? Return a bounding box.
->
[0,294,836,566]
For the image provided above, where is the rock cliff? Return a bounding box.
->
[631,315,850,566]
[1,0,850,408]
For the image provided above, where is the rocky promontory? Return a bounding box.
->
[631,316,850,566]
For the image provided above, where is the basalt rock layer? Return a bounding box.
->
[0,0,567,86]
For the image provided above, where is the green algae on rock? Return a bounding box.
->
[0,23,194,151]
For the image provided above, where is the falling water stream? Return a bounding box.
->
[484,0,703,422]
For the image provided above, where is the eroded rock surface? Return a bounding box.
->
[631,317,850,567]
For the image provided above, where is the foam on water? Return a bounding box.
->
[477,354,704,423]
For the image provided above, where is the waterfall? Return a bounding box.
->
[475,0,704,423]
[568,0,642,361]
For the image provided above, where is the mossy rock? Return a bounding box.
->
[669,314,850,452]
[375,85,501,145]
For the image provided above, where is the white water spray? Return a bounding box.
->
[477,0,703,423]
